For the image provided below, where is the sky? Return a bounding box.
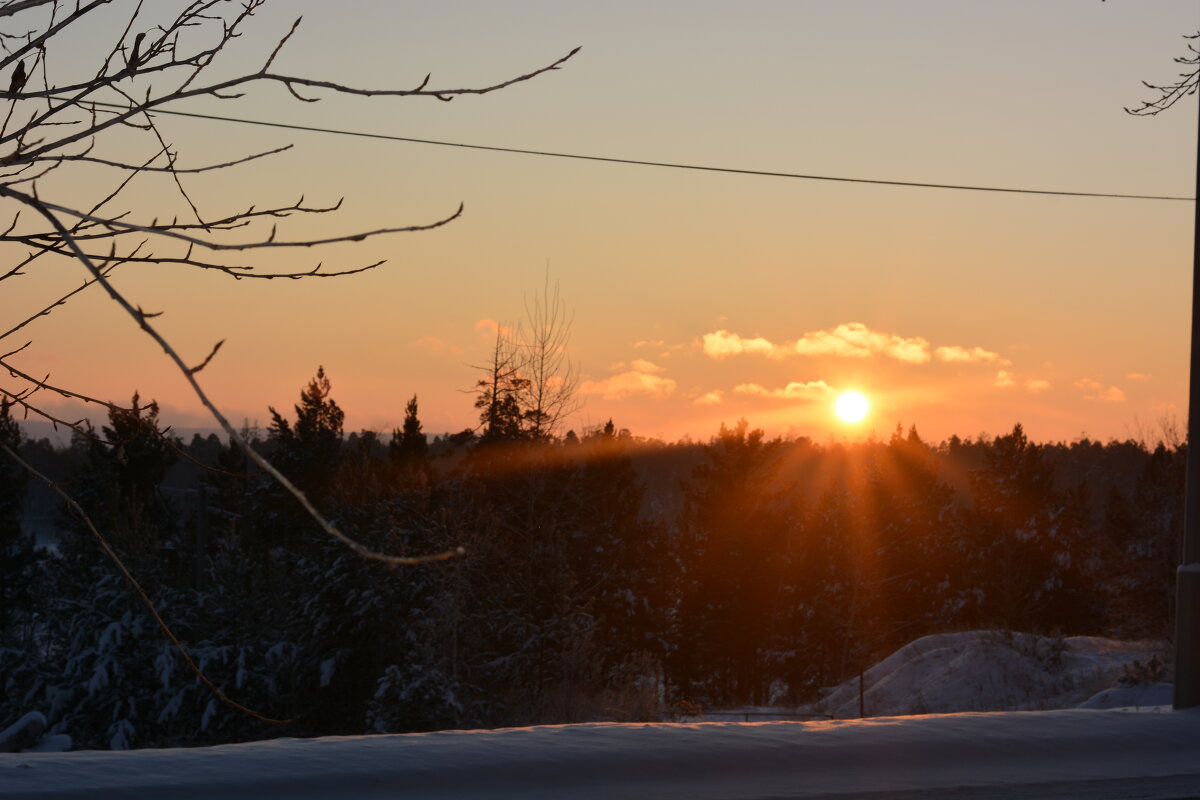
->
[3,0,1199,444]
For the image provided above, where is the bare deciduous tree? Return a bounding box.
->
[520,274,579,441]
[0,0,575,556]
[0,0,575,718]
[1126,31,1199,116]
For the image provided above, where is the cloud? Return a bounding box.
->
[580,371,677,400]
[935,345,1002,364]
[1025,379,1050,393]
[630,359,665,374]
[701,323,941,364]
[633,339,665,349]
[1126,373,1151,381]
[702,330,776,358]
[1075,378,1126,403]
[792,323,931,363]
[474,318,515,339]
[995,370,1015,388]
[734,380,835,400]
[415,335,463,355]
[694,390,723,406]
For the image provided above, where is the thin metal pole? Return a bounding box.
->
[1174,92,1200,710]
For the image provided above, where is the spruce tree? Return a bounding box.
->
[390,394,429,468]
[267,366,345,502]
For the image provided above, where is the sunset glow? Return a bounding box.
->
[3,0,1197,766]
[3,1,1193,445]
[835,392,870,424]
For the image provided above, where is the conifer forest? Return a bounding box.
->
[0,369,1183,749]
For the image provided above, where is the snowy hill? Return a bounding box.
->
[811,631,1167,718]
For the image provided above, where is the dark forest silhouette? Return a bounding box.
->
[0,368,1183,749]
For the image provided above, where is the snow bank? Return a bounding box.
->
[1078,682,1174,710]
[813,631,1165,718]
[3,708,1200,799]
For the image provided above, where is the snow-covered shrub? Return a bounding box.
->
[366,663,463,734]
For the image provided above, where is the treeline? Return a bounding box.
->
[0,368,1183,749]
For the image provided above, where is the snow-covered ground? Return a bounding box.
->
[810,631,1166,718]
[4,708,1199,799]
[3,631,1192,799]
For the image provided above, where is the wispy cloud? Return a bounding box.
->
[1075,378,1126,403]
[474,318,515,339]
[701,330,776,358]
[935,345,1003,364]
[702,323,998,366]
[1025,379,1050,393]
[733,380,835,400]
[693,390,724,406]
[630,359,665,374]
[995,370,1016,388]
[1126,373,1151,381]
[580,371,677,400]
[415,335,463,355]
[793,323,930,363]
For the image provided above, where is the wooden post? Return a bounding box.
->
[1176,91,1200,710]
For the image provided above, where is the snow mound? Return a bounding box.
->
[813,631,1166,718]
[1078,682,1173,710]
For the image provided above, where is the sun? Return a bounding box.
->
[835,391,869,423]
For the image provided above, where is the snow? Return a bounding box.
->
[0,713,45,754]
[809,631,1166,718]
[319,656,336,688]
[1077,682,1173,710]
[2,631,1192,799]
[3,709,1200,799]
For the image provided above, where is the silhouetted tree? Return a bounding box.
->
[390,394,429,472]
[268,367,345,504]
[0,399,24,544]
[518,276,579,440]
[63,395,178,560]
[958,424,1091,632]
[674,419,789,705]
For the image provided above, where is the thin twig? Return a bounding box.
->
[7,187,461,566]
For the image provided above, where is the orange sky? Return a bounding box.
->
[3,0,1198,445]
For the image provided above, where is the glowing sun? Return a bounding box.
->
[835,391,869,423]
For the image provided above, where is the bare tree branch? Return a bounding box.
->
[8,187,463,566]
[1127,32,1200,116]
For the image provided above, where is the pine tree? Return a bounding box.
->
[674,419,789,706]
[267,366,345,503]
[958,423,1091,632]
[63,394,178,560]
[389,394,429,470]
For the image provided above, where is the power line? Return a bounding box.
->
[76,98,1193,202]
